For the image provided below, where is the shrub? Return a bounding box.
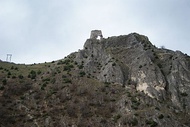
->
[57,60,64,65]
[20,96,25,100]
[62,75,67,78]
[160,45,165,49]
[146,119,158,127]
[42,78,50,82]
[0,86,5,90]
[155,107,160,110]
[78,65,84,69]
[63,66,71,71]
[51,78,56,84]
[155,56,159,59]
[63,59,71,65]
[113,114,121,123]
[57,70,61,73]
[68,64,74,68]
[131,97,140,110]
[7,72,11,76]
[127,92,132,97]
[158,114,164,119]
[157,63,162,68]
[112,63,116,66]
[29,70,36,79]
[12,76,16,79]
[11,66,14,69]
[37,70,41,75]
[63,78,72,83]
[2,79,7,85]
[41,87,45,90]
[79,71,86,77]
[104,82,110,85]
[41,82,48,90]
[128,79,137,86]
[104,82,110,88]
[130,118,138,126]
[63,64,73,71]
[18,75,24,79]
[74,61,78,65]
[181,92,188,97]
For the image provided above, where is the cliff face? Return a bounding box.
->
[0,33,190,127]
[75,33,190,111]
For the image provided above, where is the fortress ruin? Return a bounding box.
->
[90,30,103,40]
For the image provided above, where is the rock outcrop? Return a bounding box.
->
[75,33,190,111]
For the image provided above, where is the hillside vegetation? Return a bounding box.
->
[0,33,190,127]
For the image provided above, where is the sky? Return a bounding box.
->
[0,0,190,64]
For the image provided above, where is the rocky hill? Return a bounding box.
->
[0,33,190,127]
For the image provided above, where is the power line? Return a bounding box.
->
[6,54,12,62]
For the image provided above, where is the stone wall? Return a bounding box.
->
[90,30,103,39]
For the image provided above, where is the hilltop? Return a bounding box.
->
[0,33,190,127]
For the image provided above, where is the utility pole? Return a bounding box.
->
[6,54,12,62]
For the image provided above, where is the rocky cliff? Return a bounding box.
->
[75,33,190,110]
[0,33,190,127]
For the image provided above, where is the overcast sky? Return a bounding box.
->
[0,0,190,64]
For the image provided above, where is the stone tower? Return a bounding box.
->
[90,30,103,39]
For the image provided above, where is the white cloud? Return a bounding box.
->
[0,0,190,63]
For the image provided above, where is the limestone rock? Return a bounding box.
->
[75,32,190,110]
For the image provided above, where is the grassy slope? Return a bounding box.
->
[0,59,127,126]
[0,49,189,126]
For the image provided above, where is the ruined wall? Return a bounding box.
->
[90,30,103,39]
